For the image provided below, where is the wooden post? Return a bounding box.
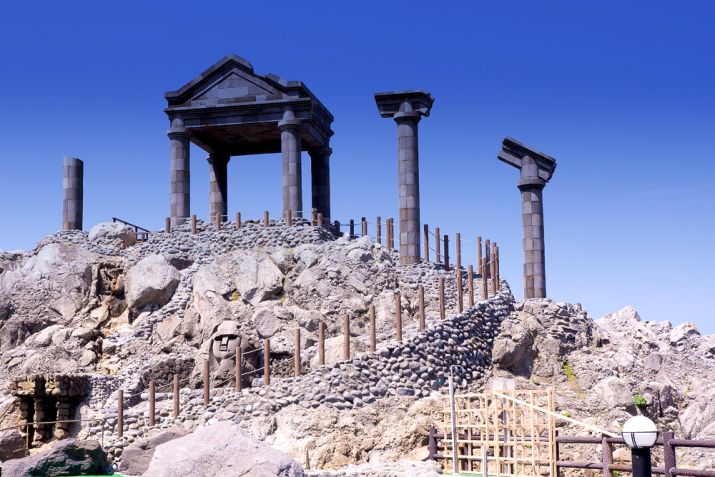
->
[456,233,462,271]
[369,305,376,352]
[481,258,489,299]
[287,209,292,226]
[477,236,482,275]
[376,217,382,245]
[333,220,340,236]
[467,265,475,307]
[439,277,446,320]
[191,214,197,234]
[601,435,613,477]
[263,210,269,227]
[435,227,441,263]
[343,315,350,360]
[215,213,221,230]
[311,208,317,226]
[361,217,367,237]
[318,322,325,365]
[395,292,402,342]
[456,233,462,313]
[490,242,498,296]
[203,359,210,407]
[444,235,450,271]
[456,268,463,314]
[235,345,242,392]
[165,217,171,233]
[349,219,355,238]
[117,389,124,439]
[294,328,301,377]
[235,212,241,229]
[495,244,501,286]
[485,239,491,278]
[148,380,156,427]
[386,219,393,250]
[172,374,179,419]
[423,224,429,262]
[418,285,425,331]
[263,339,271,385]
[663,431,676,477]
[317,213,323,228]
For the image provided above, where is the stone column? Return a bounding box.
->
[395,102,421,264]
[278,110,303,218]
[375,91,433,265]
[168,118,190,227]
[62,156,83,230]
[519,156,546,298]
[498,137,557,300]
[208,153,230,222]
[310,146,331,221]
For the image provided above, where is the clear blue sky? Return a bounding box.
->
[1,1,713,332]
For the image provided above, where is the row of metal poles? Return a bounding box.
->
[113,252,502,438]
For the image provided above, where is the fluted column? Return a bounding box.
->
[519,156,546,299]
[168,118,190,227]
[62,157,83,230]
[310,146,331,221]
[279,110,303,218]
[208,153,229,221]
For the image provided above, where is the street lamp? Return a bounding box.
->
[622,415,659,477]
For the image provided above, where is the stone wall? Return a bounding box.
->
[91,282,514,461]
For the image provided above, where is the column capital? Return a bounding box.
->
[394,111,422,125]
[278,109,302,131]
[206,154,230,166]
[167,118,188,139]
[309,146,332,158]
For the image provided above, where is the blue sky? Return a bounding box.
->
[0,1,713,332]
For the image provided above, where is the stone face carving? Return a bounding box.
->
[164,54,334,224]
[210,320,242,364]
[375,91,434,265]
[498,137,557,299]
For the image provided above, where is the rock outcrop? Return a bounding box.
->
[1,439,110,477]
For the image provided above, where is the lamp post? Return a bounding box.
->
[622,415,658,477]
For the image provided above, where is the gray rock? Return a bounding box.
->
[143,421,304,477]
[88,222,137,248]
[125,254,180,316]
[0,428,26,461]
[118,427,188,475]
[1,439,109,477]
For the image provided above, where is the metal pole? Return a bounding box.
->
[172,374,179,419]
[418,285,425,331]
[369,305,376,352]
[148,380,155,427]
[117,389,124,439]
[263,339,270,385]
[663,432,675,477]
[294,328,301,377]
[631,447,653,477]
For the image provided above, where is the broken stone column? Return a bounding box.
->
[498,137,557,299]
[375,91,434,264]
[208,153,230,222]
[62,157,83,230]
[169,118,190,227]
[310,146,331,221]
[279,109,303,218]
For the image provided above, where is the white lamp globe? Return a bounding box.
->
[622,415,658,448]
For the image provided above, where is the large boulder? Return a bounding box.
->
[125,254,179,315]
[232,249,284,306]
[118,427,187,475]
[88,222,137,248]
[1,439,110,477]
[0,428,26,461]
[143,421,304,477]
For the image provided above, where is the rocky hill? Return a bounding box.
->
[0,219,713,475]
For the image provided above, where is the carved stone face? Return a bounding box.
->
[211,321,241,362]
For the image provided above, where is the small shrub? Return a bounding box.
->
[561,410,572,418]
[633,394,648,408]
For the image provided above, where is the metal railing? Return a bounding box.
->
[112,217,150,241]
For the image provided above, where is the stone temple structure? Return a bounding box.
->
[62,156,83,230]
[498,137,557,299]
[375,91,434,265]
[164,54,334,226]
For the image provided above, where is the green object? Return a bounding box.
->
[633,394,648,408]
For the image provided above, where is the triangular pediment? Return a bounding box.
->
[165,54,286,107]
